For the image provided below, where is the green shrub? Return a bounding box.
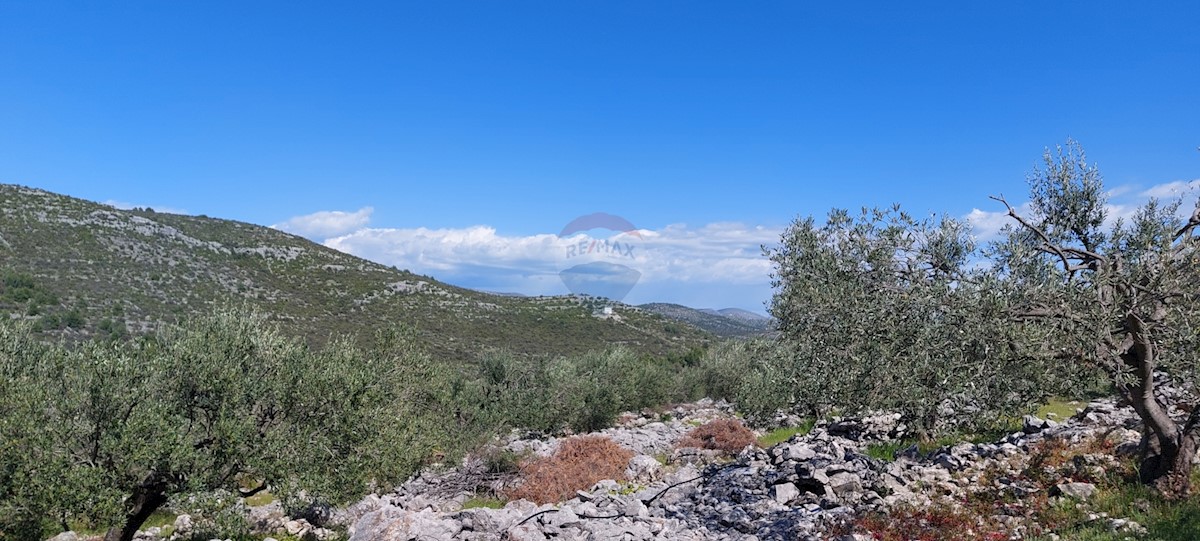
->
[462,347,691,434]
[863,441,908,462]
[178,492,252,541]
[0,310,456,540]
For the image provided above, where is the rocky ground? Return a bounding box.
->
[333,397,1154,541]
[52,397,1162,541]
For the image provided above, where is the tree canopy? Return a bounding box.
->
[766,140,1200,489]
[0,309,451,541]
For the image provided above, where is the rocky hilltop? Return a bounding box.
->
[638,303,773,338]
[0,184,711,359]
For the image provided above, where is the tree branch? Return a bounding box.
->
[1172,204,1200,241]
[991,195,1075,274]
[1012,307,1087,324]
[991,195,1107,275]
[239,481,269,498]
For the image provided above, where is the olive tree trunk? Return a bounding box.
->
[103,486,168,541]
[1121,314,1197,494]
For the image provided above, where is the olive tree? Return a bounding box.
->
[991,140,1200,493]
[767,205,1068,434]
[768,139,1200,493]
[0,321,75,538]
[464,346,684,434]
[0,309,450,541]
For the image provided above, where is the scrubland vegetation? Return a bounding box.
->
[3,140,1199,540]
[0,309,728,541]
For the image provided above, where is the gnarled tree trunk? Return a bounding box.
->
[1139,430,1197,495]
[104,485,168,541]
[1121,313,1195,495]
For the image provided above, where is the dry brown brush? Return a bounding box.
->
[677,418,758,455]
[505,436,634,504]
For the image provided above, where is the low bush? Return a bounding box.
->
[677,418,757,454]
[476,447,524,476]
[1021,435,1122,487]
[505,436,633,504]
[461,347,697,434]
[839,433,1200,541]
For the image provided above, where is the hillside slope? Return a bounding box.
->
[0,185,712,359]
[638,303,772,337]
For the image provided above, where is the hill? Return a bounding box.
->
[0,184,712,359]
[638,302,773,337]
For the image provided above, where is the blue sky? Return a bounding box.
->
[2,2,1197,312]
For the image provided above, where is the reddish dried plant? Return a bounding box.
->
[847,507,1009,541]
[505,435,634,504]
[677,418,758,454]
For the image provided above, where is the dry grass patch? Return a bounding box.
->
[677,418,758,454]
[505,435,634,504]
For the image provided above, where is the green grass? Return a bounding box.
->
[862,433,982,462]
[68,510,176,536]
[1029,480,1200,540]
[1035,398,1086,421]
[757,420,816,447]
[462,496,506,510]
[863,440,909,462]
[976,397,1093,443]
[243,490,275,507]
[236,475,277,507]
[141,510,177,528]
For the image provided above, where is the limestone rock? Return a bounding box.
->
[770,482,800,504]
[1053,482,1098,500]
[625,454,663,483]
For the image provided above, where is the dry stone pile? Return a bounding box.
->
[339,397,1147,541]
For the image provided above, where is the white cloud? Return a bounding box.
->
[323,221,782,303]
[965,204,1025,242]
[632,223,778,284]
[325,225,561,273]
[1102,202,1140,229]
[1105,185,1138,198]
[273,207,374,240]
[1140,179,1200,199]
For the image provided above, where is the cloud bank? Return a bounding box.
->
[272,207,374,239]
[321,221,781,309]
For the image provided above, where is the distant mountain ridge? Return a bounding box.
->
[638,303,773,337]
[701,307,771,322]
[0,184,713,359]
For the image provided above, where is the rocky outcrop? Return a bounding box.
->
[50,397,1155,541]
[340,397,1149,540]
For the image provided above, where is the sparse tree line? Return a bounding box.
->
[2,140,1198,540]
